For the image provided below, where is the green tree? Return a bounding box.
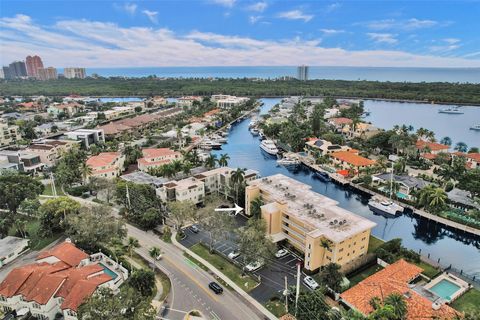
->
[129,269,156,297]
[149,246,162,262]
[217,153,230,167]
[383,293,408,320]
[199,208,235,252]
[204,154,217,169]
[292,289,331,320]
[167,200,196,231]
[237,218,275,267]
[66,205,126,251]
[230,167,246,204]
[39,197,81,235]
[454,142,468,153]
[319,263,344,293]
[126,236,139,257]
[458,169,480,198]
[250,196,264,219]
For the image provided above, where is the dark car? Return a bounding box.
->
[208,281,223,294]
[190,224,199,233]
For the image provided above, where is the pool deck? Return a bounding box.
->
[423,273,470,303]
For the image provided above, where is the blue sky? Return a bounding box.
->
[1,0,479,67]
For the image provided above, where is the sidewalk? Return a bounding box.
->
[172,231,278,320]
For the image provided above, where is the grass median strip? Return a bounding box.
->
[187,243,259,292]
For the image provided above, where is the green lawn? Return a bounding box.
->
[451,288,480,314]
[265,298,287,317]
[42,182,65,196]
[414,261,441,279]
[9,218,60,251]
[189,243,259,292]
[348,264,384,288]
[367,235,384,254]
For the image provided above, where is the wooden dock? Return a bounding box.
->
[297,155,350,186]
[352,183,480,237]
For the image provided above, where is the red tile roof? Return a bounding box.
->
[36,241,89,266]
[341,259,458,320]
[416,140,449,151]
[86,152,121,169]
[420,153,437,160]
[204,108,221,117]
[142,148,179,159]
[466,153,480,162]
[329,117,353,125]
[331,151,376,167]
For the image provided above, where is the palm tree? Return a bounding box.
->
[384,293,407,320]
[440,136,452,146]
[171,159,183,175]
[428,188,447,213]
[204,154,217,169]
[149,246,162,266]
[217,153,230,167]
[182,161,192,175]
[454,142,468,153]
[250,197,264,219]
[230,168,246,203]
[416,127,428,139]
[320,238,332,266]
[425,130,436,142]
[80,162,92,184]
[126,236,139,257]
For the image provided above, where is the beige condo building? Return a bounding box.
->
[245,174,376,272]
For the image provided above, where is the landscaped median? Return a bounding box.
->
[188,243,259,292]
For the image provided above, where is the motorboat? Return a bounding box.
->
[277,156,300,166]
[260,139,279,155]
[250,128,260,136]
[314,171,331,181]
[368,198,403,216]
[249,120,258,128]
[469,124,480,131]
[200,139,222,150]
[438,106,464,114]
[210,134,227,144]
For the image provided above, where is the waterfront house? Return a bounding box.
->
[416,140,450,160]
[86,152,125,180]
[0,236,29,268]
[245,174,376,272]
[305,138,351,157]
[0,240,128,320]
[341,259,458,320]
[177,96,202,107]
[137,148,182,172]
[330,150,376,171]
[328,117,353,132]
[452,152,480,169]
[211,95,249,108]
[447,188,480,211]
[372,173,429,200]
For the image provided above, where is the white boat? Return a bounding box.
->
[470,124,480,131]
[249,120,258,128]
[250,128,259,136]
[277,157,300,166]
[200,139,222,150]
[210,134,227,143]
[368,199,404,216]
[438,106,464,114]
[260,139,279,155]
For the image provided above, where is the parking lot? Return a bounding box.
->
[180,215,310,303]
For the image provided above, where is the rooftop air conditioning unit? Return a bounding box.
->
[334,219,338,224]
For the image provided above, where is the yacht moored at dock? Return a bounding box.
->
[260,139,279,156]
[438,106,464,114]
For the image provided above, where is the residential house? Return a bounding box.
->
[305,138,351,157]
[146,96,167,107]
[447,188,480,211]
[177,96,202,107]
[330,151,376,171]
[26,140,78,167]
[47,103,83,117]
[0,150,44,174]
[416,140,450,160]
[373,173,429,200]
[0,118,21,147]
[193,167,258,196]
[86,152,125,180]
[102,106,136,120]
[452,152,480,169]
[328,117,353,132]
[137,148,182,172]
[0,237,29,268]
[347,122,381,139]
[181,122,206,137]
[34,123,58,136]
[0,240,128,320]
[245,174,376,272]
[212,95,249,108]
[121,171,168,188]
[64,129,105,148]
[341,259,458,320]
[324,108,340,119]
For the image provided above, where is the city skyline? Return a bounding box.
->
[1,0,479,68]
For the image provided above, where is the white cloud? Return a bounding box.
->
[1,14,479,68]
[278,10,313,22]
[367,33,398,44]
[443,38,460,44]
[114,3,137,15]
[249,15,263,24]
[142,10,158,24]
[211,0,236,8]
[247,1,267,12]
[320,28,345,35]
[326,2,341,13]
[364,18,439,31]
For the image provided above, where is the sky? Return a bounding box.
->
[1,0,480,68]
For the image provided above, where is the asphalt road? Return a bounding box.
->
[127,224,264,320]
[180,217,307,303]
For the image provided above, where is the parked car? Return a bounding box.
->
[228,250,240,260]
[208,281,224,294]
[275,249,288,258]
[156,254,163,260]
[190,225,199,233]
[303,276,319,290]
[244,260,264,272]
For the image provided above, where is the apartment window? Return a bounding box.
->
[362,237,366,241]
[361,246,365,250]
[338,257,343,261]
[308,244,311,249]
[353,250,356,254]
[347,253,350,256]
[0,296,6,302]
[354,242,356,245]
[339,248,343,252]
[327,256,332,261]
[33,303,41,309]
[307,253,310,258]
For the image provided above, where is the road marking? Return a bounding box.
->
[162,307,188,314]
[211,311,221,320]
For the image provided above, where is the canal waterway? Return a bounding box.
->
[211,98,480,278]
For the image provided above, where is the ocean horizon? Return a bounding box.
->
[63,66,480,84]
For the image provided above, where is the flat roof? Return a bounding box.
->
[248,174,376,242]
[0,236,29,257]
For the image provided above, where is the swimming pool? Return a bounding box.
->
[100,263,118,279]
[429,279,460,301]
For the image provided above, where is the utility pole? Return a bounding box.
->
[283,276,289,313]
[50,172,57,197]
[126,183,131,208]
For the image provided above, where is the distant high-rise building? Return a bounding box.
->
[8,61,27,78]
[64,67,86,79]
[37,67,58,80]
[0,68,4,79]
[2,66,12,79]
[25,55,44,78]
[297,65,309,81]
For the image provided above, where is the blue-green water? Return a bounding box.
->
[76,66,480,83]
[100,263,118,279]
[211,98,480,278]
[429,279,461,300]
